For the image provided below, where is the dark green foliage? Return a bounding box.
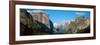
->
[20,23,33,35]
[77,25,90,33]
[31,24,40,30]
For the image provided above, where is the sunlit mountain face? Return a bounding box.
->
[20,8,90,36]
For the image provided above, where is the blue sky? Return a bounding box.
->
[42,9,90,24]
[27,9,90,25]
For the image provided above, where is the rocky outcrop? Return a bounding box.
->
[30,10,54,34]
[68,16,90,33]
[20,9,33,35]
[20,9,54,35]
[53,16,90,34]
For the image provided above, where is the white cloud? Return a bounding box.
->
[76,12,85,16]
[54,23,59,28]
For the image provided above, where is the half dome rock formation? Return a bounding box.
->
[75,16,90,30]
[68,16,90,33]
[75,16,90,33]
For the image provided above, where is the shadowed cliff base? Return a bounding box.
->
[20,9,54,36]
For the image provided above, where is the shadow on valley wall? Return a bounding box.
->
[20,9,54,36]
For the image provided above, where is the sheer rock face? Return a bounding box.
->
[69,21,78,33]
[68,16,90,33]
[32,12,50,28]
[20,9,54,35]
[20,9,34,35]
[31,10,54,34]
